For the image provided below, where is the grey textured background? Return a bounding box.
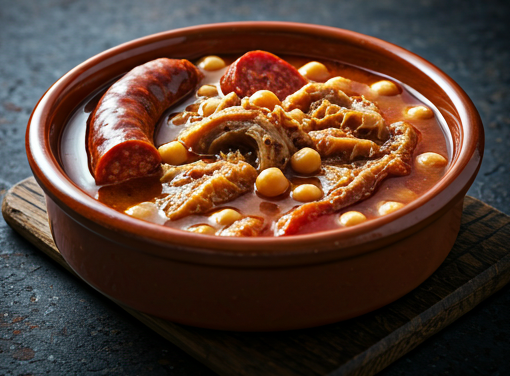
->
[1,0,509,375]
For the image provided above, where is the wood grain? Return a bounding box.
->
[3,177,510,376]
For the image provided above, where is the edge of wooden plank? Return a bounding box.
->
[123,308,234,376]
[1,179,69,270]
[331,250,510,376]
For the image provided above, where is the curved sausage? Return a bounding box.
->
[220,51,308,101]
[88,58,202,185]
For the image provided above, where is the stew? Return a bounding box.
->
[61,51,449,237]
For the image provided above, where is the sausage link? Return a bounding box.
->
[220,51,308,101]
[88,58,202,185]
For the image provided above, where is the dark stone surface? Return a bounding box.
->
[1,0,509,374]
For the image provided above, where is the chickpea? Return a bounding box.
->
[406,105,434,120]
[325,76,352,92]
[416,152,448,168]
[371,80,399,96]
[209,208,242,226]
[158,141,188,165]
[292,184,323,202]
[339,211,367,227]
[393,187,418,203]
[197,55,226,71]
[201,97,222,117]
[256,167,289,197]
[125,202,159,220]
[249,90,282,110]
[188,224,216,235]
[290,147,322,175]
[197,85,218,97]
[299,61,330,82]
[378,201,405,216]
[287,108,306,122]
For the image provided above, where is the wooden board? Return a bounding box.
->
[3,177,510,376]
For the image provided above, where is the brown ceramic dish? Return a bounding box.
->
[26,22,484,331]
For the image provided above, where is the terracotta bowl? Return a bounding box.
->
[26,22,484,331]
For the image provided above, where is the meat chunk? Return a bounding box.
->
[283,82,352,112]
[283,82,388,142]
[215,92,241,112]
[309,128,380,162]
[178,106,313,171]
[155,160,257,220]
[219,217,266,237]
[275,121,418,235]
[271,106,316,150]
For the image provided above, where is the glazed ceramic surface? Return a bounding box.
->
[26,22,483,331]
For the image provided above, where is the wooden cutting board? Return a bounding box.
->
[3,177,510,376]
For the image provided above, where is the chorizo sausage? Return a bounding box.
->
[88,58,202,185]
[220,50,308,101]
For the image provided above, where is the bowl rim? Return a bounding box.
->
[26,21,484,260]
